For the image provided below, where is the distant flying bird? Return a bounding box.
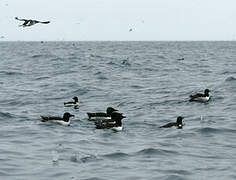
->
[15,17,50,27]
[129,28,133,32]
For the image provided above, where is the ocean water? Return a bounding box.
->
[0,41,236,180]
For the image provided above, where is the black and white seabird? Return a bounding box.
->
[95,111,126,131]
[64,97,79,107]
[87,107,118,120]
[15,17,50,27]
[160,116,184,129]
[189,89,210,102]
[40,112,74,126]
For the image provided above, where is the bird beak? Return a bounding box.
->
[114,109,118,111]
[70,114,75,117]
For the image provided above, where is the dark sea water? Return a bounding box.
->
[0,41,236,180]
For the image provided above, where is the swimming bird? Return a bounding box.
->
[40,112,74,126]
[160,116,184,129]
[189,89,210,102]
[64,97,79,107]
[95,112,126,131]
[15,17,50,27]
[177,58,184,60]
[87,107,118,120]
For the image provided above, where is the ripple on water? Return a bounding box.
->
[197,127,236,136]
[102,152,129,160]
[0,70,25,76]
[0,111,17,119]
[161,175,188,180]
[31,54,43,58]
[225,76,236,82]
[135,148,179,157]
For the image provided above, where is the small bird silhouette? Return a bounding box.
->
[15,17,50,27]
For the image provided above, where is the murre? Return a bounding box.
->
[64,97,79,107]
[40,112,74,126]
[189,89,210,102]
[87,107,118,120]
[160,116,184,129]
[95,111,126,131]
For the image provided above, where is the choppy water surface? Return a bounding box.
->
[0,41,236,180]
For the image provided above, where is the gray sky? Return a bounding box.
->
[1,0,236,41]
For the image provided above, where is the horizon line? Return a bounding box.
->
[1,40,236,42]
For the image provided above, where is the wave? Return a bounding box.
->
[197,127,220,134]
[221,70,236,75]
[107,59,131,67]
[160,169,193,176]
[34,76,50,81]
[161,175,189,180]
[135,148,178,156]
[225,76,236,82]
[97,76,108,80]
[102,152,129,159]
[157,55,166,59]
[70,154,99,163]
[31,54,43,58]
[0,71,24,76]
[83,178,106,180]
[71,87,92,96]
[144,99,184,107]
[90,54,103,58]
[196,127,236,135]
[107,61,116,66]
[50,57,63,61]
[0,111,16,119]
[94,71,108,80]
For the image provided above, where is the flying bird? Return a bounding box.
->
[15,17,50,27]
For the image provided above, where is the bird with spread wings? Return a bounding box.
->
[15,17,50,27]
